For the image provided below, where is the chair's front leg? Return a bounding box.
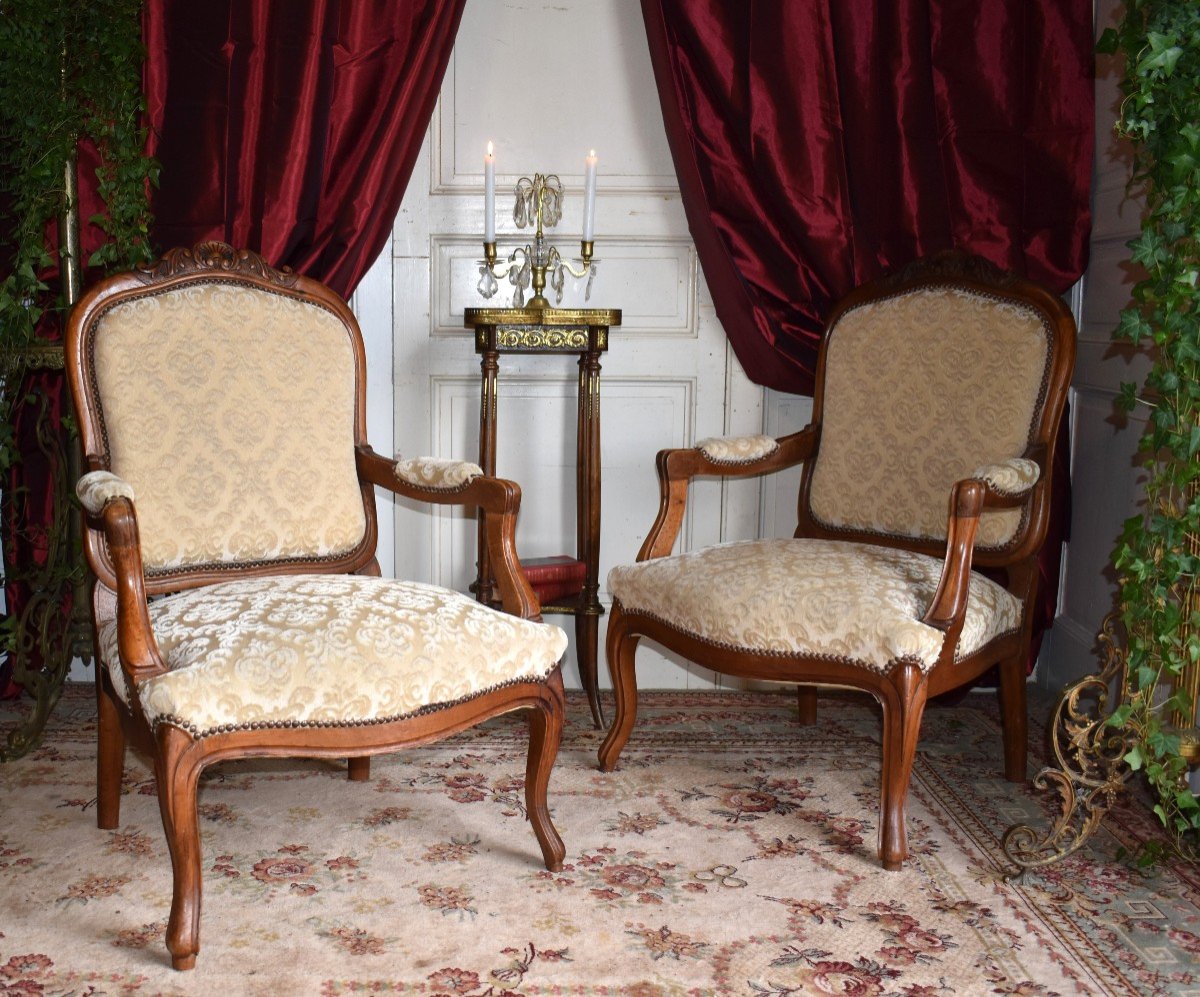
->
[878,662,929,871]
[155,726,205,970]
[598,603,641,772]
[526,670,566,871]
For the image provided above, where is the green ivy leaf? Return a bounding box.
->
[1126,745,1145,771]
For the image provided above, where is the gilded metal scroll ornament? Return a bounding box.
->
[1001,612,1133,873]
[496,327,589,351]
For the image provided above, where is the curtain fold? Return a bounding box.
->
[642,0,1093,395]
[144,0,465,296]
[642,0,1091,673]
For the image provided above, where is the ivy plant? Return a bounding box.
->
[1099,0,1200,857]
[0,0,155,668]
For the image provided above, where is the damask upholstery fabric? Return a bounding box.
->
[609,539,1021,672]
[90,283,368,572]
[696,435,780,464]
[96,574,568,737]
[973,458,1041,497]
[76,471,136,516]
[394,456,483,490]
[808,288,1049,550]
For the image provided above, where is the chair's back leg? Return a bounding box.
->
[796,685,818,725]
[96,675,126,830]
[997,651,1028,782]
[347,756,371,781]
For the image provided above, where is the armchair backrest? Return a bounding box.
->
[799,253,1075,565]
[67,243,376,593]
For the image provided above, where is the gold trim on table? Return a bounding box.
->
[465,306,621,327]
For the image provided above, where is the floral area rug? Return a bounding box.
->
[1,684,1198,996]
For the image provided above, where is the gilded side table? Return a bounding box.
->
[463,306,621,729]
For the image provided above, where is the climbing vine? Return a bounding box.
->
[1100,1,1200,855]
[0,0,156,753]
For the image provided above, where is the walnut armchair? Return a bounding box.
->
[598,253,1076,870]
[66,243,568,970]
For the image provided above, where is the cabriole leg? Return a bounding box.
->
[598,608,640,772]
[878,664,929,871]
[155,727,204,970]
[526,673,566,871]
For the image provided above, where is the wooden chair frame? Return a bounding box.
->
[66,243,565,969]
[598,253,1076,869]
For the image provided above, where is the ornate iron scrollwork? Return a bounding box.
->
[0,348,92,761]
[1001,612,1134,873]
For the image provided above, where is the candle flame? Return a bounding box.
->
[589,149,596,158]
[487,141,494,156]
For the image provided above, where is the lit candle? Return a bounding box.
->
[582,149,597,242]
[484,141,496,244]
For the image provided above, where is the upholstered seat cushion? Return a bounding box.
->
[97,574,568,737]
[608,539,1020,672]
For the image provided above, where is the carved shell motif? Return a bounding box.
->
[135,242,299,287]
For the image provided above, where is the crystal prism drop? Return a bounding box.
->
[477,265,498,299]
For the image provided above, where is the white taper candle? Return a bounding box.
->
[582,149,598,242]
[484,141,496,243]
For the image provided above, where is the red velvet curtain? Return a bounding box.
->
[144,0,464,296]
[642,0,1092,393]
[641,0,1092,672]
[1,0,464,698]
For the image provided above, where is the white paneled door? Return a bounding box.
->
[356,0,810,694]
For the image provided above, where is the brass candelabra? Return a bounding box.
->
[478,172,596,308]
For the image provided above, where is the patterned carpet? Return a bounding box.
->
[1,684,1198,996]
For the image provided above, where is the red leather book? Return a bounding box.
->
[521,555,587,605]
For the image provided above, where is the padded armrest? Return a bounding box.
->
[75,469,168,692]
[77,470,136,516]
[971,457,1040,497]
[694,434,780,465]
[393,456,483,491]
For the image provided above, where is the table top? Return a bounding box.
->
[463,305,622,328]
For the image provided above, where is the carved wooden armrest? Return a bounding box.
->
[75,470,168,688]
[638,428,818,561]
[922,447,1047,635]
[355,445,539,620]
